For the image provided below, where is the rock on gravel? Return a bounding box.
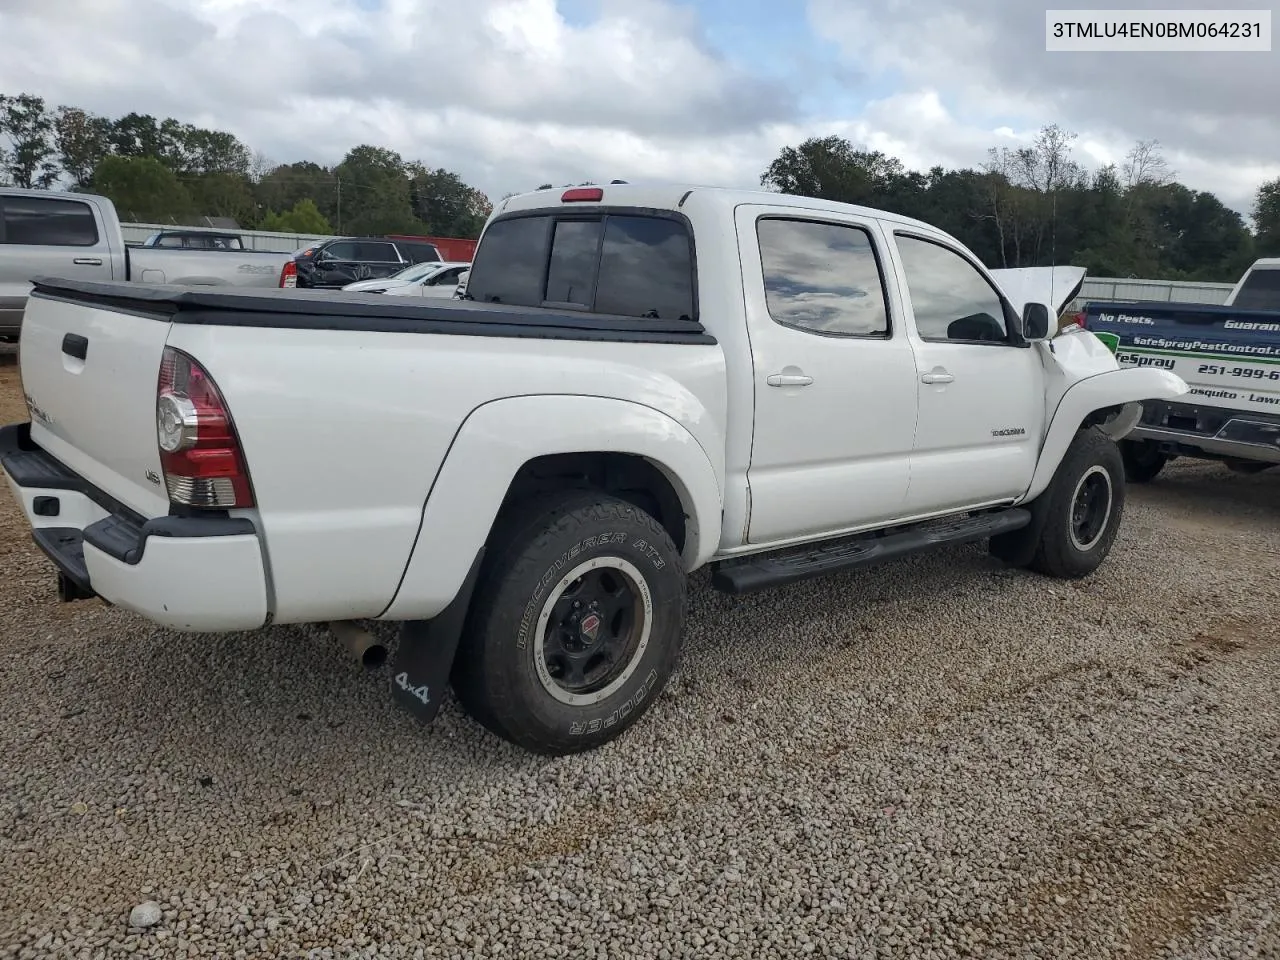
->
[128,902,162,930]
[0,363,1277,959]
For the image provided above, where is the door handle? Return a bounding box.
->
[767,374,814,387]
[62,333,89,361]
[73,258,103,266]
[921,371,954,385]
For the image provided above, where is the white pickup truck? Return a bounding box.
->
[0,183,1187,755]
[0,188,294,340]
[1083,258,1280,480]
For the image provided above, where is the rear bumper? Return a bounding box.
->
[1128,399,1280,465]
[1,422,270,631]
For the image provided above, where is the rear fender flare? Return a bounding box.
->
[1023,367,1187,503]
[379,395,724,622]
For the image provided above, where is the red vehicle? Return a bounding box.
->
[387,234,477,262]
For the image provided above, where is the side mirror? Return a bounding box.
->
[1021,302,1052,341]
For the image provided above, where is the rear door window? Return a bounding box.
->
[354,241,400,262]
[466,212,695,320]
[1,196,100,247]
[323,241,358,260]
[756,217,890,336]
[399,242,442,264]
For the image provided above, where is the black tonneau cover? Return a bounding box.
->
[29,277,717,346]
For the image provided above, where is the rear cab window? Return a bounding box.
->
[465,210,695,321]
[1,195,100,247]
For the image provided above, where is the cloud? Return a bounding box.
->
[806,0,1280,215]
[0,0,1274,219]
[0,0,808,197]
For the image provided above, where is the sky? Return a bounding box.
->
[0,0,1276,221]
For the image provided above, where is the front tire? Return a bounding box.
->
[451,490,688,755]
[1027,427,1126,579]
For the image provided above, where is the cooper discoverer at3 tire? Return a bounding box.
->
[451,490,688,755]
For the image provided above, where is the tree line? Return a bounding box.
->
[0,92,493,238]
[761,124,1280,282]
[4,90,1278,277]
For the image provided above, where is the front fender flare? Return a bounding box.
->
[1023,368,1187,503]
[379,395,724,622]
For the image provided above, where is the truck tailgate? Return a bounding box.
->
[18,288,173,518]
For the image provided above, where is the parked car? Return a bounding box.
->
[139,230,246,250]
[379,262,472,298]
[341,260,444,293]
[0,188,294,341]
[1,182,1187,756]
[1082,257,1280,480]
[280,236,443,290]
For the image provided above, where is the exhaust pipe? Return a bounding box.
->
[329,620,388,670]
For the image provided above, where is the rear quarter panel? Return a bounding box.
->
[163,324,727,624]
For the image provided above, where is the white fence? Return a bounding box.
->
[120,222,339,253]
[1069,276,1234,311]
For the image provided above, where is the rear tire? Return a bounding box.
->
[1027,427,1126,580]
[1120,438,1167,483]
[451,490,688,755]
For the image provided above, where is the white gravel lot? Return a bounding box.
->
[0,355,1277,959]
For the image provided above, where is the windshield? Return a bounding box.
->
[1233,268,1280,311]
[388,261,441,282]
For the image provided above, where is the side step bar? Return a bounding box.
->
[710,508,1032,594]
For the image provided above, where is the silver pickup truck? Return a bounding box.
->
[1,188,294,341]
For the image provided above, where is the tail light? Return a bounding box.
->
[280,259,297,287]
[156,347,254,509]
[562,187,603,202]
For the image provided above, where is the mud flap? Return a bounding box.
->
[389,548,485,724]
[989,494,1051,567]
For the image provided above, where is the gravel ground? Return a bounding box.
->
[0,352,1277,959]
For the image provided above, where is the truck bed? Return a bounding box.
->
[11,276,728,628]
[29,278,718,345]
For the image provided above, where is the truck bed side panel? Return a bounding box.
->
[164,323,727,625]
[125,247,292,288]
